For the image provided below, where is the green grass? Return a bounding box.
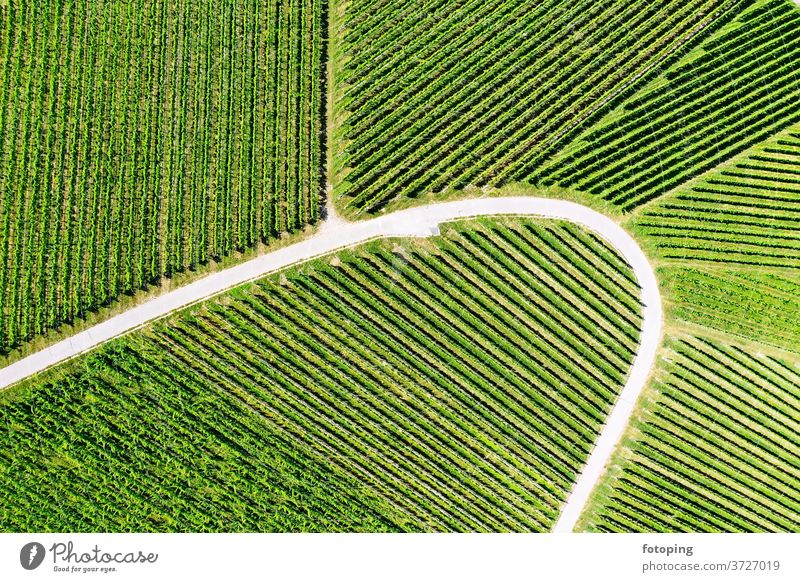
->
[582,335,800,532]
[0,0,326,354]
[0,217,642,532]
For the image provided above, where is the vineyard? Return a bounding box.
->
[583,336,800,532]
[625,121,800,355]
[537,0,800,210]
[331,0,800,215]
[1,0,799,536]
[332,0,742,214]
[658,267,800,353]
[578,52,800,531]
[631,126,800,268]
[0,0,325,354]
[0,218,643,532]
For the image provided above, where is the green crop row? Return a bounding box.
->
[0,0,326,354]
[333,0,735,213]
[0,218,642,531]
[584,335,800,532]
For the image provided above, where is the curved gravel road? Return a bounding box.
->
[0,196,662,532]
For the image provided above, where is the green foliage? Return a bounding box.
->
[632,127,800,268]
[333,0,759,214]
[0,218,642,532]
[0,0,326,353]
[537,0,800,210]
[584,336,800,532]
[659,266,800,353]
[0,350,400,532]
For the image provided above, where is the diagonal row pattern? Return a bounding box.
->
[633,128,800,267]
[538,0,800,210]
[586,336,800,532]
[335,0,744,213]
[0,218,642,531]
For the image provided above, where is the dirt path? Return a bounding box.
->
[0,197,663,532]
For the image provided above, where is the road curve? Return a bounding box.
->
[0,197,662,532]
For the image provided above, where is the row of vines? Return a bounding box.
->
[0,0,325,354]
[334,0,740,214]
[0,218,643,531]
[585,336,800,532]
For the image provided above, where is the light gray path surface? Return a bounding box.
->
[0,197,662,532]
